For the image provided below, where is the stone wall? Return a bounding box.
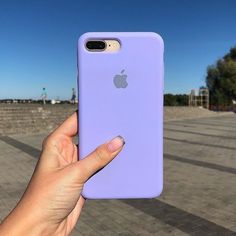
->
[0,104,77,135]
[0,104,232,135]
[164,106,232,121]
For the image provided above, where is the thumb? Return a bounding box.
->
[75,135,125,183]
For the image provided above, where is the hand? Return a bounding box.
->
[0,112,125,236]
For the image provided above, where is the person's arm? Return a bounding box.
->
[0,112,125,235]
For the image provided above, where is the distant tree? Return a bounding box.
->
[206,47,236,108]
[164,94,177,106]
[164,94,188,106]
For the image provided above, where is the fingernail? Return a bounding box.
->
[107,135,125,152]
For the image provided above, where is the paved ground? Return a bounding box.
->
[0,114,236,235]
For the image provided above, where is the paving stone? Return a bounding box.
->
[0,114,236,235]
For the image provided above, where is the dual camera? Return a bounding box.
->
[85,39,120,52]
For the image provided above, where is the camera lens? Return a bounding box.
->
[86,40,106,51]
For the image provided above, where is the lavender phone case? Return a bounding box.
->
[78,32,164,199]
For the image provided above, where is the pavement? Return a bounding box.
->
[0,114,236,235]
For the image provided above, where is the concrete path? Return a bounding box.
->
[0,115,236,235]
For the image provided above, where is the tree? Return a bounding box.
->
[164,94,188,106]
[206,47,236,108]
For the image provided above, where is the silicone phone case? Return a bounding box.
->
[78,32,164,199]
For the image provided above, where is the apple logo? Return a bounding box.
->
[113,69,128,88]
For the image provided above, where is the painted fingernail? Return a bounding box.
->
[107,135,125,152]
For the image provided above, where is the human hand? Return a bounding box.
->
[0,111,125,236]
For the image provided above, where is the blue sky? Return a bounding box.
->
[0,0,236,99]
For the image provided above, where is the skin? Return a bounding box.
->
[0,112,124,235]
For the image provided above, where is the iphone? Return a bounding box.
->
[77,32,164,199]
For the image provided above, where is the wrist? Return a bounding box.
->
[0,205,59,236]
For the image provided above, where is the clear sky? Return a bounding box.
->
[0,0,236,99]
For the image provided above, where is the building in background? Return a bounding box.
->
[189,88,209,109]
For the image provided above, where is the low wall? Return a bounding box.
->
[164,106,232,121]
[0,105,233,135]
[0,104,77,135]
